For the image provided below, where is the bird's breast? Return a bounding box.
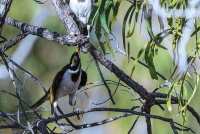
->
[69,0,91,24]
[56,70,82,98]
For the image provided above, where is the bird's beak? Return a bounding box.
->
[76,47,80,55]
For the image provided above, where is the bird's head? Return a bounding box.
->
[69,51,81,72]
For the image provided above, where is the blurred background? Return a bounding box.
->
[0,0,199,134]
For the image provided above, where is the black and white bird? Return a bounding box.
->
[31,51,87,114]
[69,0,92,25]
[69,0,92,36]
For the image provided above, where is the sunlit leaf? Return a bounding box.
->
[167,95,172,112]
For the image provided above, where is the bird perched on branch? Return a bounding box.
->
[31,50,87,114]
[69,0,92,36]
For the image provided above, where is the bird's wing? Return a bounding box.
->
[51,64,70,101]
[78,69,87,89]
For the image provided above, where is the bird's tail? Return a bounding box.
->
[31,90,50,109]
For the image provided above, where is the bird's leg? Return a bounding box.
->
[71,97,81,120]
[56,104,80,129]
[52,102,60,124]
[56,105,79,129]
[73,107,82,120]
[71,97,82,120]
[87,24,90,38]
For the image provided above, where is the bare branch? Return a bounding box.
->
[4,17,88,46]
[0,0,13,32]
[0,32,28,52]
[89,45,150,100]
[31,107,191,133]
[187,106,200,126]
[94,58,115,104]
[128,116,140,134]
[50,0,80,34]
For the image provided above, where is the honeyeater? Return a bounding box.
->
[31,51,87,114]
[69,0,92,25]
[69,0,92,36]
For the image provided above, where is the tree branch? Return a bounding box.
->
[32,107,191,133]
[50,0,80,34]
[4,17,88,46]
[89,45,150,100]
[0,0,13,32]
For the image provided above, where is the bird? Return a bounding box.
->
[69,0,92,36]
[69,0,92,25]
[31,50,87,114]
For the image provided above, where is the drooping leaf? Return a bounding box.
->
[112,0,121,20]
[144,42,158,80]
[126,7,136,38]
[100,12,110,34]
[122,5,134,52]
[166,83,174,112]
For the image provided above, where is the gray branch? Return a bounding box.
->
[0,0,12,31]
[4,17,88,46]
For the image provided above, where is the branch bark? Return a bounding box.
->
[0,0,13,32]
[51,0,80,34]
[33,107,190,133]
[4,17,88,46]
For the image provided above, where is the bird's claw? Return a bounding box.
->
[73,108,83,120]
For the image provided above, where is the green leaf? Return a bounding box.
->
[144,42,158,80]
[112,0,121,20]
[122,5,134,53]
[100,12,110,34]
[137,48,144,58]
[126,6,136,38]
[166,83,175,112]
[167,95,172,112]
[128,42,130,62]
[180,75,199,112]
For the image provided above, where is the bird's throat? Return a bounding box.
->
[68,64,81,74]
[68,68,79,73]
